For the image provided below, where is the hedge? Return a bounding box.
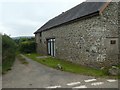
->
[19,41,36,53]
[2,34,17,74]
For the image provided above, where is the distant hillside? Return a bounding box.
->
[12,36,34,40]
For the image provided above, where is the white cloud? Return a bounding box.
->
[1,0,119,3]
[0,0,87,37]
[0,0,85,3]
[15,19,40,27]
[0,23,13,35]
[0,22,36,37]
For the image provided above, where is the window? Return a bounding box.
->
[106,37,119,54]
[40,39,42,43]
[40,32,42,37]
[110,40,116,44]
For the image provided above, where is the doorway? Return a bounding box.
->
[47,38,55,57]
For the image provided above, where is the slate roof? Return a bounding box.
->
[34,2,107,34]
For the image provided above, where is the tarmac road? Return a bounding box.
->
[2,55,119,89]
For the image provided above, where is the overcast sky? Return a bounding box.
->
[0,0,85,37]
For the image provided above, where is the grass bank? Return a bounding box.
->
[25,53,110,77]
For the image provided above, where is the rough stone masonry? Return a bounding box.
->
[35,2,120,69]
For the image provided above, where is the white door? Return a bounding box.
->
[47,40,51,55]
[47,38,55,56]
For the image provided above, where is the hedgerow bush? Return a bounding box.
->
[19,41,36,53]
[2,34,17,74]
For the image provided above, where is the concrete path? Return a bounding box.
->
[2,55,118,88]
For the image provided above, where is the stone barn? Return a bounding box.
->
[34,2,120,68]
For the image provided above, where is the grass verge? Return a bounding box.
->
[24,53,111,77]
[17,54,28,65]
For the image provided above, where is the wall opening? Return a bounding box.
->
[106,37,119,54]
[40,32,42,37]
[47,38,55,57]
[110,40,116,44]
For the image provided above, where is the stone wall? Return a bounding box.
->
[36,2,119,68]
[118,2,120,64]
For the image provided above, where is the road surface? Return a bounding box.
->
[2,55,119,89]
